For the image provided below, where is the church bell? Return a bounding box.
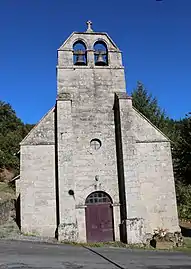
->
[95,51,107,66]
[74,50,86,66]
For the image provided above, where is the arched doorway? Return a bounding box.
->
[85,191,114,242]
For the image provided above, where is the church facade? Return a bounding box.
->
[18,22,180,243]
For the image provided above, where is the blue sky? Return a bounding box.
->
[0,0,190,123]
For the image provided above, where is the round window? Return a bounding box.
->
[90,139,101,150]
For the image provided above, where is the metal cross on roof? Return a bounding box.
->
[86,20,93,32]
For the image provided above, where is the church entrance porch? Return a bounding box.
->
[85,191,114,242]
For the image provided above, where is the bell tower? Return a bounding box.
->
[56,22,127,242]
[57,21,126,99]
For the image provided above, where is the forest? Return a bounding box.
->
[0,81,190,220]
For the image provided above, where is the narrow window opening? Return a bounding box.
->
[94,41,108,66]
[73,41,87,66]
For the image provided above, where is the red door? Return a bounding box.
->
[85,203,114,242]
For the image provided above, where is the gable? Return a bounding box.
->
[132,107,170,142]
[58,32,120,51]
[20,107,55,146]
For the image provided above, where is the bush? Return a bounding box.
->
[176,182,191,219]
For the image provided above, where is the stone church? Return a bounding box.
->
[17,21,180,243]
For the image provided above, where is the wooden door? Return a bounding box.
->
[85,192,114,242]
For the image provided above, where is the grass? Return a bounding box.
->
[62,240,157,250]
[175,237,191,252]
[0,221,20,239]
[62,241,128,248]
[62,237,191,252]
[0,182,18,238]
[184,237,191,248]
[22,232,39,237]
[0,182,15,201]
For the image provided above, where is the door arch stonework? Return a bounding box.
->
[85,191,114,242]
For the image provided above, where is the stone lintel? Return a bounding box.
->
[75,203,120,209]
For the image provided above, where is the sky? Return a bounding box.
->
[0,0,191,123]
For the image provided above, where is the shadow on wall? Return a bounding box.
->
[15,194,21,229]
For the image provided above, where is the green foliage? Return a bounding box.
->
[176,182,191,219]
[131,82,182,143]
[0,101,22,136]
[173,113,191,185]
[0,101,34,176]
[173,114,191,219]
[132,82,166,130]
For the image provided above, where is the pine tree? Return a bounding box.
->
[131,81,180,142]
[174,113,191,185]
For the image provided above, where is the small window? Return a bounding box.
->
[90,138,101,150]
[73,41,87,66]
[94,41,108,66]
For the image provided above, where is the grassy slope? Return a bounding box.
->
[0,182,15,201]
[0,182,19,238]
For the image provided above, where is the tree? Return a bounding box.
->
[0,101,23,136]
[0,101,34,178]
[176,181,191,220]
[173,113,191,185]
[131,81,180,142]
[132,82,166,128]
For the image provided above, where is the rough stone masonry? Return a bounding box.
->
[18,21,180,243]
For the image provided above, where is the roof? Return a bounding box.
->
[58,31,120,51]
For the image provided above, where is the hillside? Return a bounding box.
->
[0,101,34,238]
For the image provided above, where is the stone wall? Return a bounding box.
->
[118,95,179,242]
[20,108,57,237]
[20,107,55,146]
